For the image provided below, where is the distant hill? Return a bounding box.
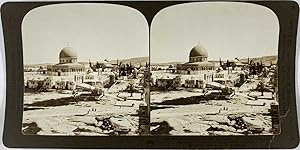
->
[210,55,277,65]
[152,55,277,66]
[24,63,54,68]
[239,55,277,65]
[151,62,185,66]
[24,57,149,68]
[109,57,149,67]
[24,55,277,68]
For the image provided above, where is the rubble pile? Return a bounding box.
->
[227,115,248,130]
[22,122,41,135]
[95,116,132,135]
[99,117,115,131]
[203,114,265,135]
[227,114,265,134]
[151,121,174,135]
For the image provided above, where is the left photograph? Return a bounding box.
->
[22,3,150,136]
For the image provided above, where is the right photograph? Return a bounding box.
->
[150,2,280,136]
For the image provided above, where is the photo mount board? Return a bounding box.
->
[1,1,299,149]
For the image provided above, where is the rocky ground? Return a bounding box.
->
[22,79,144,136]
[151,97,273,135]
[22,74,277,136]
[150,76,276,136]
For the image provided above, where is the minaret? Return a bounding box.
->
[227,60,230,74]
[89,60,92,68]
[247,57,250,65]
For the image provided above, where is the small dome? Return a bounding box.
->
[190,44,208,57]
[59,47,77,58]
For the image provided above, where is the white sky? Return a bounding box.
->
[22,3,149,64]
[150,2,279,63]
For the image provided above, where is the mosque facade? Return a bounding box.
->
[177,44,215,74]
[176,44,215,83]
[47,47,85,76]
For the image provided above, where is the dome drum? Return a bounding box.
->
[189,56,207,62]
[60,57,78,64]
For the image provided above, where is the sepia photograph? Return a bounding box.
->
[21,1,282,137]
[150,2,280,136]
[1,0,299,148]
[22,3,149,136]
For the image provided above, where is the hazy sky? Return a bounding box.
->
[22,3,149,64]
[151,2,279,63]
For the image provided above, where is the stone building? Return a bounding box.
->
[54,80,76,90]
[213,71,241,86]
[156,76,181,89]
[184,77,205,88]
[26,78,45,89]
[83,74,110,88]
[26,76,77,90]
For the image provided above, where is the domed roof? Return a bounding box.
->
[59,47,77,58]
[189,44,208,57]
